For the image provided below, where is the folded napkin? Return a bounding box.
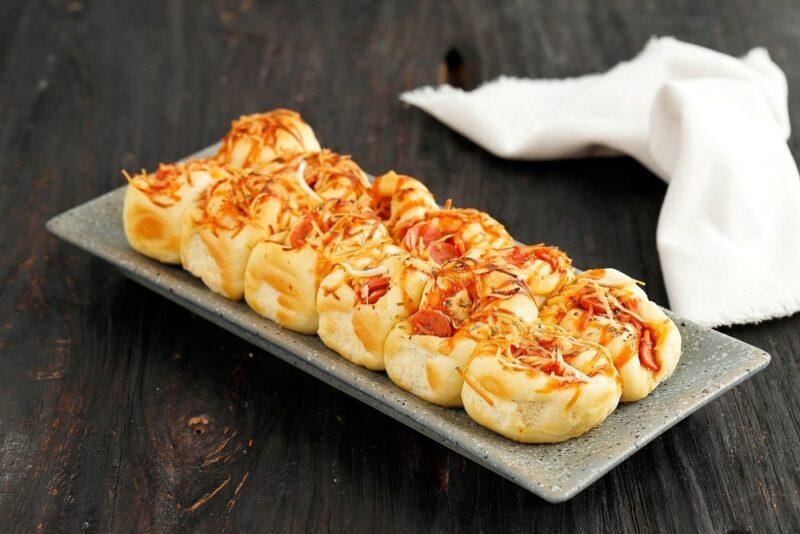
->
[401,37,800,327]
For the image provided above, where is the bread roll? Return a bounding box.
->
[384,257,539,406]
[399,208,514,265]
[216,109,320,168]
[180,169,309,300]
[244,199,393,334]
[317,253,435,370]
[461,323,621,443]
[539,268,681,401]
[371,171,438,237]
[123,159,225,264]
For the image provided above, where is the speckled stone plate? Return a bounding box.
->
[46,144,771,502]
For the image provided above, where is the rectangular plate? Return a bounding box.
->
[46,144,771,502]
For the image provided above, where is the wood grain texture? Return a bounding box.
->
[1,0,799,531]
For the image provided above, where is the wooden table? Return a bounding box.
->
[1,1,798,531]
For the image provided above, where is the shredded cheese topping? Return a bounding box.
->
[296,161,323,203]
[340,262,388,278]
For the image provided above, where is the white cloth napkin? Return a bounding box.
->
[400,37,800,327]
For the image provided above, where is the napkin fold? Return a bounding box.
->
[401,37,800,327]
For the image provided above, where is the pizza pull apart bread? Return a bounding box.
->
[384,257,539,407]
[461,323,621,443]
[180,169,311,300]
[215,109,321,169]
[539,268,681,401]
[123,159,226,264]
[399,208,514,265]
[244,199,394,334]
[120,107,685,444]
[316,253,435,370]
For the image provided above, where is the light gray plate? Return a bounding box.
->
[46,144,771,502]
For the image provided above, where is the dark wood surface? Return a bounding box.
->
[1,1,799,532]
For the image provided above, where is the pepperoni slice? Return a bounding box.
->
[363,276,390,304]
[403,222,445,249]
[401,222,463,264]
[402,223,423,250]
[289,216,314,248]
[419,224,444,245]
[410,309,453,337]
[638,329,660,371]
[428,241,460,264]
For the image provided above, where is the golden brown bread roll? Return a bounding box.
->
[539,268,681,402]
[316,253,435,370]
[461,322,621,443]
[216,109,321,169]
[244,199,394,334]
[371,171,438,237]
[384,257,539,406]
[122,159,226,264]
[180,168,311,300]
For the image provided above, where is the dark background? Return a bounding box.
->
[1,1,799,532]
